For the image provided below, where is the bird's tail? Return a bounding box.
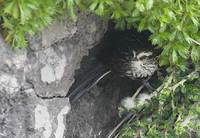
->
[67,63,111,103]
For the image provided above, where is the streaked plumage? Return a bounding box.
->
[110,50,157,80]
[68,49,158,103]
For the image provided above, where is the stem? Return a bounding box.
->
[170,79,187,91]
[111,70,198,138]
[107,113,134,138]
[189,38,200,46]
[169,70,198,92]
[131,84,145,99]
[131,77,152,99]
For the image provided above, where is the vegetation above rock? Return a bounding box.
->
[1,0,200,137]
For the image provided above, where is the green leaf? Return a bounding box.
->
[136,1,145,12]
[67,0,75,7]
[138,19,145,31]
[89,1,98,11]
[159,53,169,66]
[146,0,154,10]
[191,16,199,26]
[174,44,189,59]
[4,1,15,14]
[19,2,32,24]
[4,1,19,19]
[95,3,105,16]
[191,46,200,62]
[172,50,178,64]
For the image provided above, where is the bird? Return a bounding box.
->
[109,49,157,80]
[67,48,158,103]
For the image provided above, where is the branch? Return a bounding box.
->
[132,84,145,99]
[169,70,198,92]
[189,38,200,46]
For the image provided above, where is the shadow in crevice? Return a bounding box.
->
[65,26,153,138]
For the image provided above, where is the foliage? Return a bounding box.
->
[0,0,78,48]
[118,69,200,138]
[1,0,200,137]
[89,0,200,137]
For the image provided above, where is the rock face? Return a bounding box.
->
[0,13,107,138]
[63,45,137,137]
[65,77,124,138]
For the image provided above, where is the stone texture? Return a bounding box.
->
[0,89,71,138]
[62,28,152,138]
[41,18,77,47]
[0,73,20,94]
[0,12,107,138]
[64,70,135,138]
[27,13,107,98]
[62,43,138,137]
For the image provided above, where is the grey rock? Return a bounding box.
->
[0,12,108,138]
[41,18,77,47]
[41,65,56,83]
[0,73,20,94]
[0,90,71,138]
[27,13,107,98]
[65,76,130,138]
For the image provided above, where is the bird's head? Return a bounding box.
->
[136,51,153,60]
[129,50,157,78]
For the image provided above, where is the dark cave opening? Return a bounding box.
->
[65,25,157,138]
